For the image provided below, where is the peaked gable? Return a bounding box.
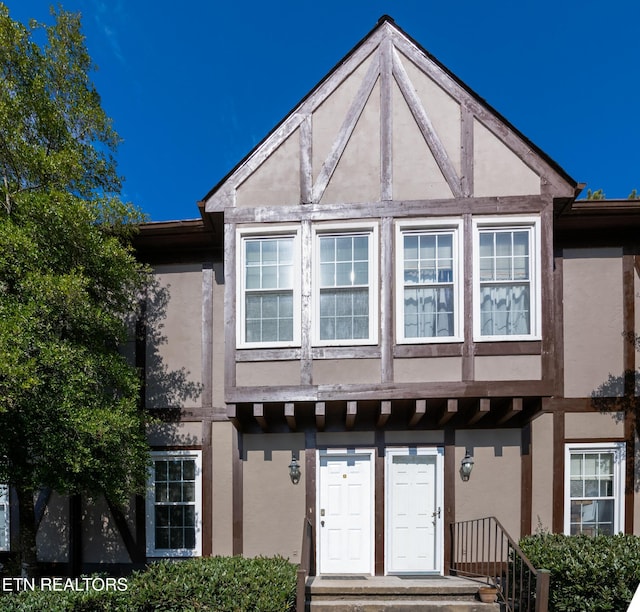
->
[203,16,575,212]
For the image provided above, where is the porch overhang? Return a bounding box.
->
[226,397,542,433]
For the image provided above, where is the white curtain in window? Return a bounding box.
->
[480,284,530,336]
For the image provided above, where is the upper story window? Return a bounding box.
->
[146,451,202,557]
[396,219,463,343]
[314,224,378,345]
[238,228,300,348]
[473,216,541,341]
[0,485,9,551]
[565,443,625,536]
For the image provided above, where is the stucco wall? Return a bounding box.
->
[146,264,203,409]
[475,355,541,381]
[313,359,381,385]
[455,430,521,539]
[37,492,69,563]
[242,434,306,562]
[147,421,201,447]
[236,361,301,387]
[82,496,131,564]
[212,421,234,556]
[563,249,624,398]
[394,357,462,383]
[531,413,553,533]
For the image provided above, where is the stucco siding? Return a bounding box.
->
[394,357,462,383]
[563,249,624,398]
[242,434,305,562]
[475,355,541,381]
[455,430,521,539]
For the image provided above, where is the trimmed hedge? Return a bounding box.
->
[0,556,297,611]
[520,533,640,612]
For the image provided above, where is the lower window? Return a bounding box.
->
[146,451,202,557]
[565,443,625,536]
[0,485,9,551]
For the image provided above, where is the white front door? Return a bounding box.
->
[318,450,374,574]
[386,447,443,574]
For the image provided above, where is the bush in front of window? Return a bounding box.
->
[0,556,297,611]
[520,533,640,611]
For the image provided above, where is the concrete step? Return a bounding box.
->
[310,600,499,612]
[307,576,500,612]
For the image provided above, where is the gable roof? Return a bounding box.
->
[202,15,576,212]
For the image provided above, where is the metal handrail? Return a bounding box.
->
[450,516,549,612]
[296,517,314,612]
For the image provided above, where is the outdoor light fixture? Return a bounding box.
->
[460,450,474,481]
[289,455,301,485]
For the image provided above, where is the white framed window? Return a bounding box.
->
[0,485,9,551]
[395,219,463,343]
[472,216,541,341]
[237,227,301,348]
[564,443,625,536]
[146,451,202,557]
[313,223,378,345]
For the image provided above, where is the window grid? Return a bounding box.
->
[243,236,294,344]
[319,234,370,341]
[402,231,455,339]
[478,228,531,337]
[569,451,616,536]
[152,457,197,552]
[0,485,8,551]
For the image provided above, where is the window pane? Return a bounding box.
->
[495,232,512,257]
[513,231,529,256]
[320,288,369,340]
[480,285,530,335]
[404,235,418,261]
[336,237,352,262]
[354,236,368,261]
[479,233,494,258]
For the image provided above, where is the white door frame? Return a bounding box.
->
[385,446,444,575]
[316,448,375,575]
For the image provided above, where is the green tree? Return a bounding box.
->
[0,4,150,575]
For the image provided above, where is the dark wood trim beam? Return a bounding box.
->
[552,411,565,533]
[380,37,392,202]
[461,105,474,197]
[201,263,213,409]
[467,398,490,426]
[227,404,241,430]
[253,403,267,432]
[227,379,553,403]
[438,399,458,426]
[443,428,455,575]
[394,343,463,358]
[304,432,317,575]
[375,430,385,575]
[236,348,302,362]
[409,399,426,427]
[285,403,296,431]
[232,430,243,556]
[380,217,394,383]
[315,402,326,431]
[462,214,474,381]
[521,423,533,537]
[300,114,312,204]
[497,397,523,426]
[300,220,313,385]
[224,195,550,224]
[377,400,391,428]
[346,401,357,430]
[623,252,635,534]
[201,418,213,557]
[224,223,237,389]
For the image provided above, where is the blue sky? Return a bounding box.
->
[8,1,640,220]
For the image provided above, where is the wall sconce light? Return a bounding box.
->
[289,455,301,485]
[460,450,474,482]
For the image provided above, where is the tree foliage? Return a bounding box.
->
[0,3,151,570]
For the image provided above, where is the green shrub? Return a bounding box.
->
[520,533,640,611]
[0,556,297,611]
